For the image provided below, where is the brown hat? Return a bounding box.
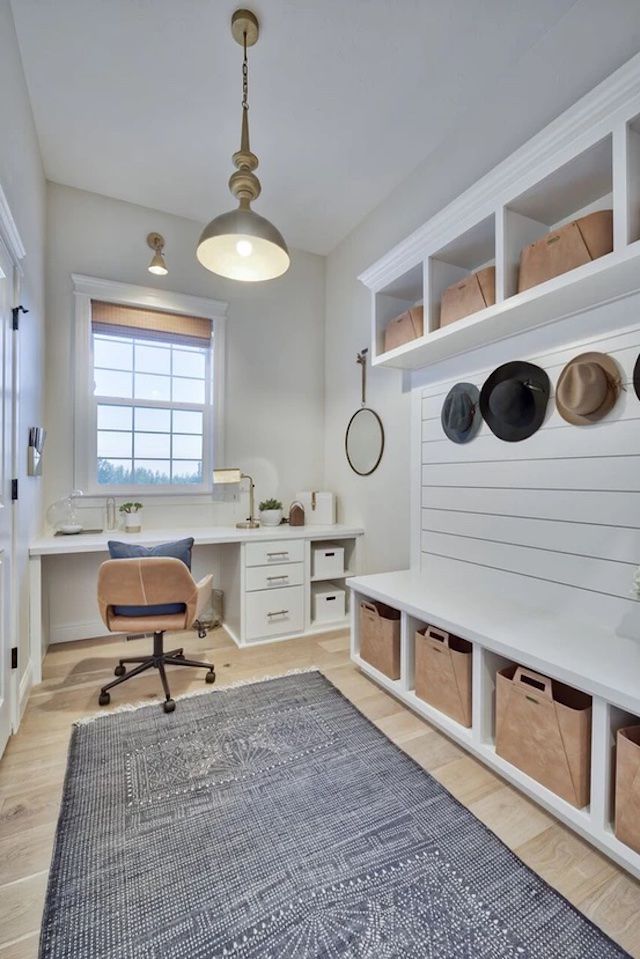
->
[555,352,622,425]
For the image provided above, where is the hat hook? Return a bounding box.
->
[356,348,368,406]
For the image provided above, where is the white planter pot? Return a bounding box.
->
[259,509,283,527]
[123,511,143,532]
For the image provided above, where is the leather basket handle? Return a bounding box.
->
[425,625,450,648]
[513,666,553,700]
[360,600,379,619]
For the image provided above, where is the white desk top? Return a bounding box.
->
[347,568,640,713]
[30,524,363,557]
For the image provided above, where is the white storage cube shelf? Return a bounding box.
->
[312,582,346,624]
[312,544,344,579]
[348,572,640,880]
[361,59,640,369]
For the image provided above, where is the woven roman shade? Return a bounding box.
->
[91,301,212,345]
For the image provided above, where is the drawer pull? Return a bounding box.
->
[267,575,288,582]
[267,609,289,618]
[267,551,289,559]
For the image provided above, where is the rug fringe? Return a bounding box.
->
[73,666,322,726]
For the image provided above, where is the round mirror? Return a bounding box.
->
[345,407,385,476]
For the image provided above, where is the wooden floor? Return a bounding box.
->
[1,627,640,958]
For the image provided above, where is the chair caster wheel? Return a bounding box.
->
[114,664,126,677]
[99,691,110,706]
[163,699,176,714]
[205,670,216,684]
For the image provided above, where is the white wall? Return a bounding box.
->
[0,1,46,690]
[45,183,325,529]
[323,1,640,575]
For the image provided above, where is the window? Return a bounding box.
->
[73,277,226,495]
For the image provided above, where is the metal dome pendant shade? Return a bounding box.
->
[197,9,290,282]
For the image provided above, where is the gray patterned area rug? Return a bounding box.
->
[40,670,628,958]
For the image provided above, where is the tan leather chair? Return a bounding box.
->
[97,556,215,713]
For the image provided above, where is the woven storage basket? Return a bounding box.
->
[496,665,591,808]
[359,599,401,679]
[383,306,424,353]
[439,266,496,328]
[518,209,612,293]
[615,725,640,853]
[415,625,472,727]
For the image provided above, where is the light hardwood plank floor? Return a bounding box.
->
[1,626,639,957]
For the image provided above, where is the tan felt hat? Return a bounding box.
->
[555,352,622,425]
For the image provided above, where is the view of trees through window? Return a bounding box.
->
[93,330,209,487]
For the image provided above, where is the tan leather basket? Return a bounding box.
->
[615,725,640,853]
[439,266,496,328]
[383,306,424,353]
[496,665,591,808]
[359,599,401,679]
[518,209,613,293]
[415,625,472,727]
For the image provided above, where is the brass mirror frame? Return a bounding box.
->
[345,407,385,476]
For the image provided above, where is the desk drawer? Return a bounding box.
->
[245,586,304,640]
[246,562,304,592]
[245,540,304,567]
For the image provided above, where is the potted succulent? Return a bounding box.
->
[258,498,283,527]
[119,501,143,532]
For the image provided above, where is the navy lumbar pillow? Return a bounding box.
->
[107,538,195,617]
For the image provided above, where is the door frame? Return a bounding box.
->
[0,183,26,734]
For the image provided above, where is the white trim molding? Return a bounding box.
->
[0,183,26,267]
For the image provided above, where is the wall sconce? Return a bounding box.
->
[213,468,260,529]
[147,232,168,275]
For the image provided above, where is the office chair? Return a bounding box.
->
[97,556,215,713]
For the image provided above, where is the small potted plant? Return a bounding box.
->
[258,498,283,527]
[119,501,143,532]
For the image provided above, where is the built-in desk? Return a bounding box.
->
[29,524,363,683]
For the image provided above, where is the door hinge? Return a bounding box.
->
[12,304,29,330]
[11,478,18,501]
[11,647,17,670]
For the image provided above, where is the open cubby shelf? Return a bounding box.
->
[362,66,640,369]
[348,570,640,879]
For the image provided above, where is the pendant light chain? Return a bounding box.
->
[242,31,249,112]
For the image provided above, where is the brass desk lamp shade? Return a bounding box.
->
[213,468,260,529]
[196,10,290,283]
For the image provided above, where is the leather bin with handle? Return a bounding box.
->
[439,265,496,328]
[383,305,424,353]
[615,725,640,854]
[359,599,401,679]
[495,664,592,808]
[415,624,472,727]
[518,209,613,293]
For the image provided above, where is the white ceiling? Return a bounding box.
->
[9,1,640,254]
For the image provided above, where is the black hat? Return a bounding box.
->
[480,361,550,442]
[634,353,640,402]
[441,383,481,443]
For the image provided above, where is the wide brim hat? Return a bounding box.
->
[556,352,621,425]
[633,353,640,402]
[480,361,550,442]
[441,383,481,443]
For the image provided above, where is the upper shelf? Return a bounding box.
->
[361,54,640,370]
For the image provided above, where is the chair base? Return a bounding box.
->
[99,631,215,713]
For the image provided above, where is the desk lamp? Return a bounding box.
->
[213,468,260,529]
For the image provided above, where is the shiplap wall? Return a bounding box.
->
[419,309,640,637]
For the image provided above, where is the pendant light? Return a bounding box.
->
[196,9,290,282]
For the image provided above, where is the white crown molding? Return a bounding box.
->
[71,273,228,320]
[359,50,640,292]
[0,183,26,265]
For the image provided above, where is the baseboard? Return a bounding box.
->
[17,659,33,725]
[49,620,108,645]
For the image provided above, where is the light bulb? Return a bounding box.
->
[236,239,253,257]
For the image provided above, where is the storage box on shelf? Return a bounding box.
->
[375,261,424,358]
[312,582,346,625]
[312,543,344,579]
[359,599,401,680]
[347,569,640,878]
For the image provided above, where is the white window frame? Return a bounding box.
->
[72,274,227,497]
